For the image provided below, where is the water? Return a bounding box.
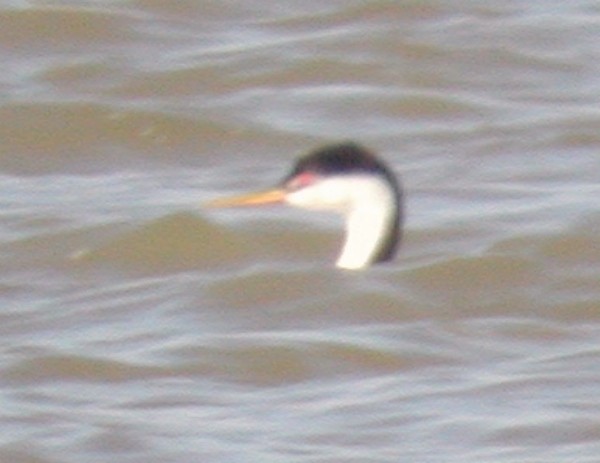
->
[1,1,600,462]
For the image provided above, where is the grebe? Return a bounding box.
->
[207,142,403,270]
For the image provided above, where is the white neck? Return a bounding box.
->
[285,174,398,270]
[335,191,395,270]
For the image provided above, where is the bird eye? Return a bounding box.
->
[287,172,318,190]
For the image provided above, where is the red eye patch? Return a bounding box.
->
[287,171,319,190]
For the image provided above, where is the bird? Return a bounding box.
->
[207,142,403,270]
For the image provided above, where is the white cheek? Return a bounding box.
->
[285,178,351,212]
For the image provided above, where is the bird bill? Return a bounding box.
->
[205,188,286,208]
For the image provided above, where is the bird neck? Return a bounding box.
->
[335,180,400,270]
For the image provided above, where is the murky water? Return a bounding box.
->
[1,1,600,462]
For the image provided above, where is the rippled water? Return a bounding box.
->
[1,1,600,462]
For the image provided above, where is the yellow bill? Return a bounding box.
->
[205,188,286,208]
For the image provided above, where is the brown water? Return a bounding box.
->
[1,1,600,462]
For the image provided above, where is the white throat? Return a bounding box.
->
[336,180,396,269]
[285,175,398,270]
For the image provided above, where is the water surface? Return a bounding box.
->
[1,1,600,462]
